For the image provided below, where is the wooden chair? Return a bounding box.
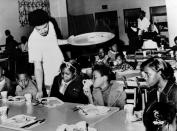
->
[122,76,137,107]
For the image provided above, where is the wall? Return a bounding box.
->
[0,0,68,46]
[166,0,177,47]
[67,0,166,45]
[49,0,68,38]
[0,0,32,45]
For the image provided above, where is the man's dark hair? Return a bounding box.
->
[28,9,49,26]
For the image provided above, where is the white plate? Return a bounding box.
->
[40,97,64,108]
[78,104,110,118]
[70,32,115,46]
[2,114,36,128]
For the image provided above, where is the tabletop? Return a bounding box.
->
[0,99,145,131]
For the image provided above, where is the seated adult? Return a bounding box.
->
[83,64,126,109]
[143,102,176,131]
[140,57,177,110]
[50,60,88,104]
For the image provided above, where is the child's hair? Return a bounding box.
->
[16,69,29,80]
[92,64,115,82]
[143,102,176,131]
[140,57,175,81]
[60,59,80,77]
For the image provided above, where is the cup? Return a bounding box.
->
[123,51,127,58]
[24,93,32,104]
[124,104,134,123]
[1,91,7,101]
[158,53,162,57]
[170,51,174,58]
[0,106,8,121]
[143,51,146,57]
[161,45,164,50]
[83,79,93,96]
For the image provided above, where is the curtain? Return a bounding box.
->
[18,0,50,26]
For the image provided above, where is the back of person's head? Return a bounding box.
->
[143,102,176,131]
[28,9,49,26]
[5,30,10,36]
[92,64,115,82]
[21,36,28,43]
[140,57,175,81]
[140,10,146,17]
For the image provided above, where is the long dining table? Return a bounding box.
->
[0,99,145,131]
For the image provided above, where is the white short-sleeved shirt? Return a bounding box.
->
[138,17,150,34]
[28,22,64,86]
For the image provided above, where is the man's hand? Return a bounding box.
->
[36,91,43,100]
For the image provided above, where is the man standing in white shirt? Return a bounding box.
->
[28,9,73,99]
[137,10,150,37]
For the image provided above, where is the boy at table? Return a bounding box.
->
[83,64,126,109]
[140,57,177,110]
[15,70,37,99]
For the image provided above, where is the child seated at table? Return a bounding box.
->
[83,64,126,109]
[50,60,88,104]
[112,52,133,72]
[15,70,37,99]
[107,42,119,63]
[95,48,108,65]
[0,65,14,97]
[143,102,176,131]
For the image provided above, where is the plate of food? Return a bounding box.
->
[70,32,115,46]
[77,104,110,118]
[56,121,97,131]
[7,96,26,104]
[2,114,36,128]
[39,97,64,108]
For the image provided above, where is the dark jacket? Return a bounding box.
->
[50,74,88,104]
[146,79,177,110]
